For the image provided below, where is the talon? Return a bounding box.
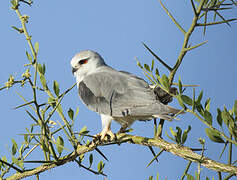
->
[118,125,128,133]
[99,129,115,141]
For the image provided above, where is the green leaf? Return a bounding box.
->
[68,108,74,120]
[155,68,160,76]
[169,127,177,138]
[156,172,159,180]
[14,159,23,169]
[30,126,34,133]
[38,63,46,75]
[181,95,193,106]
[75,107,79,118]
[97,161,104,173]
[165,131,176,142]
[86,139,90,146]
[149,176,154,180]
[48,97,56,107]
[196,103,204,116]
[89,153,93,168]
[19,144,24,159]
[229,123,237,140]
[42,63,46,75]
[79,126,89,135]
[11,0,17,6]
[53,80,60,96]
[2,156,7,168]
[217,108,223,127]
[18,160,24,169]
[11,26,23,33]
[12,156,23,168]
[79,154,84,163]
[136,60,143,68]
[233,100,237,118]
[161,74,170,89]
[35,42,39,54]
[186,174,195,180]
[205,98,211,111]
[196,90,203,104]
[26,51,32,63]
[144,64,151,72]
[24,134,28,144]
[41,140,49,152]
[176,126,182,144]
[12,139,18,156]
[192,88,195,111]
[204,110,212,125]
[205,128,225,143]
[195,171,198,180]
[56,136,64,155]
[178,77,182,94]
[221,107,234,126]
[177,94,186,109]
[40,75,47,90]
[151,59,155,71]
[182,125,191,144]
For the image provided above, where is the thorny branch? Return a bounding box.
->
[5,134,237,180]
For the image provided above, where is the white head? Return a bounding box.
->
[71,50,106,82]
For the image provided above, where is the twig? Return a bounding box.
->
[184,40,208,52]
[148,146,159,163]
[142,42,172,71]
[180,161,192,180]
[74,159,107,176]
[0,159,23,173]
[159,0,186,34]
[197,19,237,26]
[146,149,164,167]
[190,0,197,16]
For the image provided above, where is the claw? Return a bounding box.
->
[98,128,115,141]
[101,129,115,141]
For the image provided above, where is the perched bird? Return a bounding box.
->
[71,50,182,140]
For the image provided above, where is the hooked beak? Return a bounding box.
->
[72,67,78,74]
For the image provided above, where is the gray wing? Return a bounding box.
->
[78,66,178,119]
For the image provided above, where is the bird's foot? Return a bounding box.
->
[118,125,132,133]
[95,129,115,141]
[118,127,127,133]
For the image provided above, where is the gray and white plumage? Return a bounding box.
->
[71,50,181,139]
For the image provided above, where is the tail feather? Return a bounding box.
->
[166,105,184,115]
[152,114,173,121]
[127,102,184,121]
[152,105,184,121]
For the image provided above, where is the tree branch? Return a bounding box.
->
[6,133,237,180]
[169,0,206,83]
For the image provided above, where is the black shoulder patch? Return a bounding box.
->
[78,81,97,105]
[78,81,110,114]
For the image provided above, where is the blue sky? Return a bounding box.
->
[0,0,237,179]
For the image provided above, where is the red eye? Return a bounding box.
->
[79,59,88,65]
